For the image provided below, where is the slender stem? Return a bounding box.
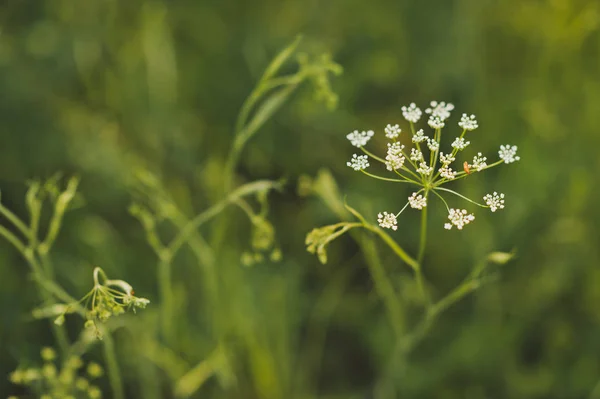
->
[361,235,404,337]
[434,187,487,208]
[362,224,419,271]
[168,180,282,256]
[361,146,422,182]
[416,203,429,306]
[431,189,450,212]
[102,330,125,399]
[360,147,386,164]
[158,256,174,342]
[360,170,417,184]
[0,203,31,238]
[437,159,505,184]
[0,224,27,254]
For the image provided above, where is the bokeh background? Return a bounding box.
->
[1,0,600,398]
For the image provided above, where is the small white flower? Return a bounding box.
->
[347,154,370,171]
[408,192,427,209]
[385,142,405,171]
[427,138,439,152]
[470,152,487,171]
[401,103,422,123]
[377,212,398,230]
[439,166,457,180]
[428,115,445,129]
[410,148,424,162]
[416,162,433,176]
[346,130,374,147]
[498,145,520,164]
[384,124,401,139]
[483,192,505,212]
[451,137,470,150]
[445,208,475,230]
[439,152,455,166]
[412,129,427,143]
[458,113,479,131]
[425,101,455,121]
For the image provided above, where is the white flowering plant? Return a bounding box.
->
[305,101,517,392]
[345,101,519,231]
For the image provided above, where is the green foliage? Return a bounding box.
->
[1,0,599,398]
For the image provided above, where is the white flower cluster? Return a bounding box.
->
[425,101,455,121]
[408,192,427,209]
[451,137,470,150]
[385,124,401,139]
[377,212,398,230]
[470,152,487,172]
[439,166,456,180]
[426,138,439,152]
[444,208,475,230]
[347,154,369,171]
[499,145,520,164]
[341,101,519,233]
[483,192,505,212]
[346,130,374,147]
[385,142,405,171]
[412,129,427,143]
[428,115,445,129]
[458,113,478,131]
[439,152,455,166]
[402,103,422,123]
[410,148,423,162]
[416,162,433,176]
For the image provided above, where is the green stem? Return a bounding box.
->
[168,180,282,256]
[437,159,504,184]
[360,170,417,184]
[361,235,404,337]
[362,224,419,271]
[431,189,450,212]
[434,187,487,208]
[102,330,125,399]
[158,255,174,342]
[416,204,429,306]
[0,203,31,238]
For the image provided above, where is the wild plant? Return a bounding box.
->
[304,101,518,397]
[125,37,342,398]
[1,176,148,399]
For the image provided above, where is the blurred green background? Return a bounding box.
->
[1,0,600,398]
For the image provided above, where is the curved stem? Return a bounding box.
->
[431,189,451,212]
[360,147,386,164]
[362,224,419,272]
[434,187,487,208]
[360,170,417,184]
[168,180,282,256]
[0,203,31,239]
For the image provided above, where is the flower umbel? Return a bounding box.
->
[444,208,475,230]
[483,192,505,212]
[385,142,406,171]
[384,124,401,139]
[347,154,370,171]
[347,130,374,147]
[402,103,422,123]
[499,145,520,164]
[377,212,398,230]
[412,129,427,143]
[53,267,149,339]
[458,113,479,131]
[342,101,519,230]
[408,192,427,209]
